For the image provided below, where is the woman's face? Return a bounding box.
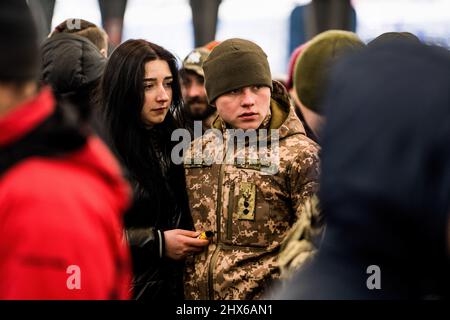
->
[141,59,173,127]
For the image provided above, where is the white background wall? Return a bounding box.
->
[51,0,450,76]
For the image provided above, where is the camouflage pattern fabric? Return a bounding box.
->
[184,81,320,300]
[278,195,324,279]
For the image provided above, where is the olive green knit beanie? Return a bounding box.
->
[294,30,365,115]
[203,38,273,103]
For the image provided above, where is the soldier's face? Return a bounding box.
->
[181,71,212,120]
[215,85,271,130]
[141,59,172,127]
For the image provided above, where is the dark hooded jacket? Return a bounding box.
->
[41,32,107,140]
[275,42,450,299]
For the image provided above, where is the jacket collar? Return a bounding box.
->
[0,87,55,147]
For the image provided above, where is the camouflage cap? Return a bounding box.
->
[182,47,211,77]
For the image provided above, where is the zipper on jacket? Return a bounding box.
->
[227,184,235,241]
[207,163,225,300]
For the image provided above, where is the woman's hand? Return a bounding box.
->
[163,229,209,261]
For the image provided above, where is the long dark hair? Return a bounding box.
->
[101,39,189,227]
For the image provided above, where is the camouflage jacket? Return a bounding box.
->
[277,195,325,280]
[183,81,320,300]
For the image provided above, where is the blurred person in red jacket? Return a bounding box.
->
[0,0,132,299]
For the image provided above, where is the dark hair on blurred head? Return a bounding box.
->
[0,0,39,84]
[51,18,108,52]
[368,32,420,48]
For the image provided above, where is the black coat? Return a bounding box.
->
[124,127,193,300]
[41,32,107,140]
[276,42,450,299]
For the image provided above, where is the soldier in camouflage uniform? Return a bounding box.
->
[183,39,320,300]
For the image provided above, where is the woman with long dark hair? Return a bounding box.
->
[101,39,208,300]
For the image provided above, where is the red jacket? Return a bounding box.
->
[0,88,132,299]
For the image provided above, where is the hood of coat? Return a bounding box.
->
[212,80,306,140]
[41,32,106,95]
